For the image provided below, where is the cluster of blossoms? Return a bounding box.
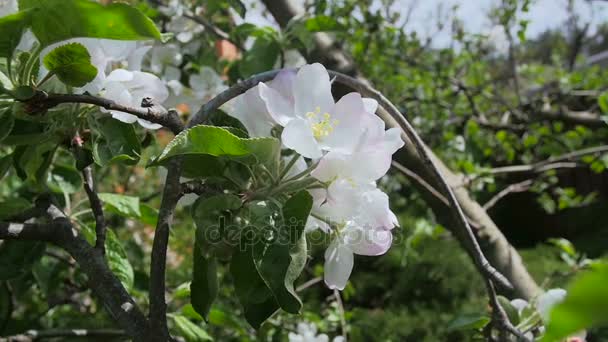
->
[510,288,586,342]
[228,63,404,290]
[1,0,228,129]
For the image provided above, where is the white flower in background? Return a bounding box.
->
[259,63,379,158]
[100,69,168,129]
[157,0,185,17]
[486,25,510,55]
[536,288,567,322]
[288,322,344,342]
[189,66,228,102]
[40,38,147,93]
[148,44,183,75]
[0,0,17,17]
[167,16,204,43]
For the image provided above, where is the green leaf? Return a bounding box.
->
[98,193,141,218]
[253,191,312,314]
[0,10,32,58]
[0,154,12,181]
[150,125,280,172]
[497,295,520,325]
[0,110,14,143]
[230,240,279,329]
[239,36,280,77]
[305,16,344,32]
[105,229,134,291]
[42,43,97,87]
[19,0,161,47]
[171,315,213,342]
[541,263,608,342]
[14,141,57,184]
[48,164,83,195]
[599,92,608,114]
[0,241,46,281]
[0,198,31,220]
[191,250,218,320]
[447,313,491,332]
[92,117,141,166]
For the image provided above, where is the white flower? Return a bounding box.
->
[0,0,18,17]
[486,25,510,55]
[259,63,379,158]
[167,16,204,43]
[324,219,393,290]
[148,44,183,75]
[189,67,227,102]
[536,288,567,322]
[39,38,146,93]
[100,69,168,129]
[228,70,295,137]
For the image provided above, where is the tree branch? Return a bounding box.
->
[536,108,606,128]
[6,328,125,340]
[1,203,150,340]
[23,91,185,134]
[483,179,534,211]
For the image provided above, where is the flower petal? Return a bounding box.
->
[282,118,323,159]
[259,82,295,126]
[324,239,354,291]
[362,97,378,114]
[294,63,334,117]
[137,118,163,130]
[346,225,393,256]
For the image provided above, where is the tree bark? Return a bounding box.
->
[261,0,540,299]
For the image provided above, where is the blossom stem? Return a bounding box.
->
[279,153,301,180]
[283,161,318,183]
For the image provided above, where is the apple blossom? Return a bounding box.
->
[100,69,169,129]
[259,63,382,158]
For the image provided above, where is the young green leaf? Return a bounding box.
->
[190,248,218,321]
[105,229,135,291]
[92,117,141,166]
[150,125,280,172]
[171,315,213,342]
[253,191,312,314]
[98,193,141,218]
[42,43,97,87]
[239,36,280,77]
[19,0,161,47]
[0,10,32,58]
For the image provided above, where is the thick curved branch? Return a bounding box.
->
[1,204,149,340]
[23,91,185,134]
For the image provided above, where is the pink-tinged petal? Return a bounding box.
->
[294,63,334,117]
[282,118,323,159]
[311,151,348,182]
[346,226,393,256]
[348,150,392,182]
[382,128,405,154]
[359,189,398,229]
[229,85,275,137]
[259,82,295,126]
[322,92,368,153]
[269,69,296,102]
[137,119,163,130]
[362,97,378,114]
[324,240,354,291]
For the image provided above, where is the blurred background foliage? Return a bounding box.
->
[1,0,608,340]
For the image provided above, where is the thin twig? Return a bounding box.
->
[183,14,246,51]
[74,133,107,255]
[296,276,323,292]
[483,179,534,211]
[391,160,449,206]
[23,91,184,134]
